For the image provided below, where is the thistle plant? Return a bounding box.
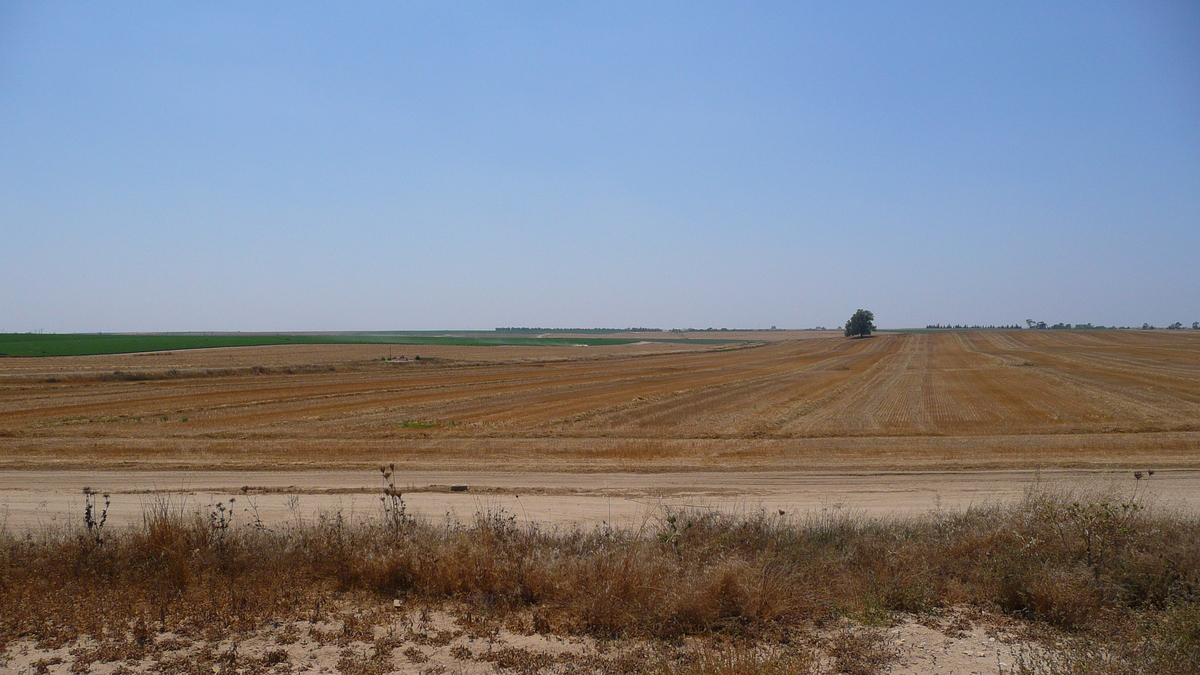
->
[379,463,410,532]
[82,487,109,546]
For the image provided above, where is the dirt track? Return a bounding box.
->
[3,467,1192,530]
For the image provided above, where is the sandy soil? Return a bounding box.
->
[0,605,1029,675]
[3,467,1189,531]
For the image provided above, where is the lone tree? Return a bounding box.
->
[844,309,875,338]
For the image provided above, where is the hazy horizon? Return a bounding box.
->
[0,320,1195,334]
[3,2,1198,332]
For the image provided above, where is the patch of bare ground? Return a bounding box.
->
[2,487,1197,674]
[0,608,1027,675]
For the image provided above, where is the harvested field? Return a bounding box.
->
[0,331,1197,471]
[0,340,724,379]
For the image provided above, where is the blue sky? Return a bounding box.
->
[2,1,1198,331]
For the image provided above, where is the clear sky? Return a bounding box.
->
[2,2,1198,331]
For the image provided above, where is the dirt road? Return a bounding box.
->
[3,468,1192,531]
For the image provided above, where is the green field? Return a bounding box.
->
[0,332,738,357]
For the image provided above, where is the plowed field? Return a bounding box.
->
[1,331,1197,471]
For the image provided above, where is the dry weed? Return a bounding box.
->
[0,487,1197,672]
[828,626,898,675]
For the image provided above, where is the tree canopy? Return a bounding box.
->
[844,309,875,338]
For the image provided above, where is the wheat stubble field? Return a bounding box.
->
[1,330,1197,472]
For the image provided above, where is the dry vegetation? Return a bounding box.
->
[0,331,1197,471]
[1,484,1197,674]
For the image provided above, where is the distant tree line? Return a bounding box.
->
[495,327,663,333]
[665,327,794,332]
[667,327,771,333]
[916,321,1200,331]
[925,324,1022,330]
[1025,319,1199,330]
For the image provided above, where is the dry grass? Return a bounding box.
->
[1,486,1197,673]
[1,331,1197,471]
[1006,604,1200,674]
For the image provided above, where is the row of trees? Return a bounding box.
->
[925,324,1022,330]
[848,312,1200,339]
[1026,320,1199,330]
